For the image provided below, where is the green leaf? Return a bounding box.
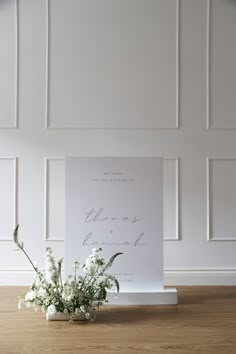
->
[113,277,120,293]
[109,252,123,265]
[13,225,19,243]
[99,252,123,276]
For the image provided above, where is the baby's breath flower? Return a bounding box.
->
[25,290,36,302]
[57,257,63,265]
[85,313,90,320]
[75,308,81,315]
[80,305,86,313]
[47,304,56,315]
[72,261,79,269]
[18,298,24,309]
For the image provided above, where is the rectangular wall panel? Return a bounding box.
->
[207,158,236,241]
[47,0,178,129]
[0,158,17,240]
[45,158,65,241]
[208,0,236,129]
[0,0,18,128]
[164,158,179,240]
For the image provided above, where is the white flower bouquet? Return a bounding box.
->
[14,225,122,322]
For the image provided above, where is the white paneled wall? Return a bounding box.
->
[207,158,236,241]
[0,158,17,240]
[163,158,179,241]
[0,0,236,285]
[0,0,17,127]
[208,0,236,129]
[45,158,65,241]
[47,0,178,129]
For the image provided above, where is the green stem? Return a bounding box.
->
[82,265,101,293]
[80,273,88,291]
[74,267,77,281]
[58,263,63,288]
[60,272,63,288]
[15,241,38,274]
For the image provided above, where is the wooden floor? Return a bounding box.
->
[0,287,236,354]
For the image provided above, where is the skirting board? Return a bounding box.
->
[107,288,178,305]
[1,269,236,286]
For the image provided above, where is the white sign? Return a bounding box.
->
[65,157,164,294]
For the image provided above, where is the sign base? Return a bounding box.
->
[107,288,178,305]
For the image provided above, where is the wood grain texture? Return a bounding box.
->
[0,287,236,354]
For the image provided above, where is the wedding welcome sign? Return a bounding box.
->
[65,157,177,304]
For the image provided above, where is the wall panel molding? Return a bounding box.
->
[1,267,236,286]
[206,0,210,130]
[15,0,19,128]
[45,0,50,130]
[175,0,180,130]
[45,0,179,130]
[164,157,180,241]
[0,0,18,128]
[207,158,236,241]
[164,268,236,286]
[0,157,18,241]
[206,0,236,130]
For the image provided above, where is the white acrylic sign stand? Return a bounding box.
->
[65,157,177,305]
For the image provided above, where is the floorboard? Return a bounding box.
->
[0,286,236,354]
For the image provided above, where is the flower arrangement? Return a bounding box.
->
[14,225,122,322]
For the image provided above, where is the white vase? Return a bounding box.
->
[46,309,95,321]
[46,312,71,321]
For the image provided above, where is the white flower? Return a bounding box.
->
[85,312,90,320]
[25,290,36,302]
[18,298,24,309]
[63,309,68,314]
[75,308,81,315]
[80,305,86,313]
[83,253,98,272]
[45,247,59,283]
[84,248,103,272]
[37,288,47,298]
[57,257,63,265]
[72,261,79,269]
[47,304,56,315]
[45,247,52,256]
[66,295,72,301]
